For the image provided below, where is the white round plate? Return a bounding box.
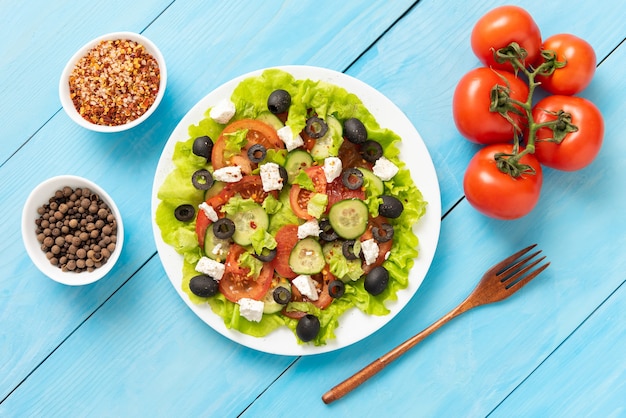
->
[151,66,441,356]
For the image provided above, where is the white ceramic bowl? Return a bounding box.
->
[22,175,124,285]
[59,31,167,133]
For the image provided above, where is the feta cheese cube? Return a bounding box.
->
[195,256,225,281]
[277,125,304,151]
[209,99,236,124]
[297,219,321,239]
[260,162,284,192]
[361,239,380,266]
[198,202,218,222]
[213,166,242,183]
[292,274,319,301]
[372,156,399,181]
[323,157,342,183]
[238,298,264,322]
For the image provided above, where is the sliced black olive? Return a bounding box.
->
[319,219,339,242]
[296,314,321,342]
[360,140,383,163]
[189,274,219,297]
[192,135,214,162]
[247,144,267,163]
[273,287,291,305]
[278,166,289,185]
[372,223,394,243]
[328,280,345,299]
[268,89,291,114]
[305,116,328,139]
[343,118,367,144]
[342,239,360,260]
[174,204,195,222]
[254,247,277,262]
[341,168,364,190]
[378,195,404,219]
[364,266,389,296]
[212,218,235,239]
[191,169,214,190]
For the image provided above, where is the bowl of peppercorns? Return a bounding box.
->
[59,31,166,133]
[21,175,124,285]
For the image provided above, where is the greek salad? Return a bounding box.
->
[155,69,427,345]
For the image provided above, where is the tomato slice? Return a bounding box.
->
[289,166,327,220]
[211,119,284,174]
[219,244,274,302]
[283,270,334,319]
[337,139,372,170]
[360,216,394,274]
[272,224,299,279]
[326,175,366,210]
[195,210,211,249]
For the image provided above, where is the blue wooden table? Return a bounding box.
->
[2,0,625,416]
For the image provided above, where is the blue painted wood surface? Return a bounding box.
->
[1,0,625,416]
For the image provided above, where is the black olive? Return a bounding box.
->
[319,219,339,242]
[341,168,364,190]
[372,223,394,243]
[191,169,214,190]
[254,247,277,262]
[343,118,367,144]
[328,280,345,298]
[378,195,404,219]
[192,135,214,162]
[247,144,267,163]
[305,117,328,139]
[296,314,321,342]
[360,140,383,163]
[364,266,389,296]
[342,239,360,260]
[174,204,195,222]
[189,274,219,297]
[212,218,235,239]
[278,166,289,185]
[268,89,291,114]
[273,287,291,305]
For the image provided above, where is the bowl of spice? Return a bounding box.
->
[21,175,124,285]
[59,31,166,132]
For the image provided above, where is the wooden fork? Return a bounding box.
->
[322,244,550,404]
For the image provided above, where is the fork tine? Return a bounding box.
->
[506,260,550,291]
[498,250,542,281]
[494,244,537,273]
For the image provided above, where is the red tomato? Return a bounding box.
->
[326,175,366,210]
[283,270,334,319]
[536,34,597,95]
[196,175,277,247]
[532,96,604,171]
[463,144,543,220]
[219,244,274,302]
[272,224,299,279]
[471,5,542,71]
[289,166,327,220]
[211,119,284,174]
[337,140,371,170]
[453,68,529,144]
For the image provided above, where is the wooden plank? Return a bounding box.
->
[0,0,172,164]
[0,0,415,406]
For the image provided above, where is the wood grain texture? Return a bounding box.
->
[1,0,625,416]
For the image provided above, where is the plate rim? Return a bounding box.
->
[151,65,441,356]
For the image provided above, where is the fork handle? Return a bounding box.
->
[322,302,471,404]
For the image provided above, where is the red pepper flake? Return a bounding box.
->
[68,39,160,126]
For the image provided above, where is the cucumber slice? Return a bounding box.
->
[228,204,269,246]
[284,149,313,183]
[310,115,343,160]
[262,278,292,314]
[357,167,384,196]
[204,226,231,261]
[289,237,325,275]
[328,199,369,239]
[256,112,284,130]
[203,181,225,201]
